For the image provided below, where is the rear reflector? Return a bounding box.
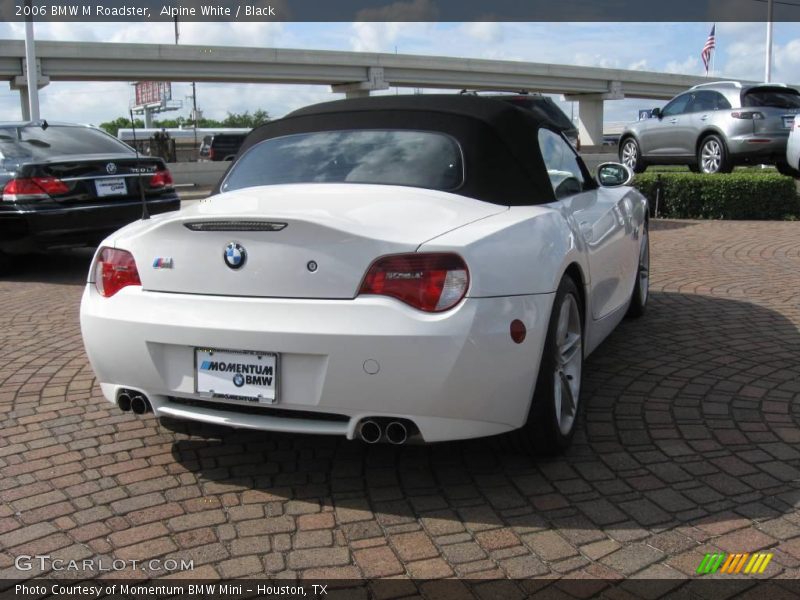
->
[359,253,469,312]
[2,177,69,201]
[94,248,141,298]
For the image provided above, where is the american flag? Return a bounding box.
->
[701,25,716,74]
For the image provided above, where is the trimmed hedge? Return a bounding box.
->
[632,172,800,220]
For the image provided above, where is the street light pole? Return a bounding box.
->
[24,0,39,120]
[765,0,774,82]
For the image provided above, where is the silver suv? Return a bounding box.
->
[619,81,800,175]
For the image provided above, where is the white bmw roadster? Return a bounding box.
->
[80,95,649,454]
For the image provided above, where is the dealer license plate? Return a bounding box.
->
[195,348,278,403]
[95,178,127,196]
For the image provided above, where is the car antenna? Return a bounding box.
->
[129,109,150,220]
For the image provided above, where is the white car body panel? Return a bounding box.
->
[112,184,506,299]
[82,285,552,442]
[788,116,800,171]
[81,178,647,443]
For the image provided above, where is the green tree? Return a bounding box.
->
[99,117,144,137]
[99,108,270,136]
[221,109,270,128]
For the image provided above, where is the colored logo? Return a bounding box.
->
[233,374,245,387]
[224,242,246,270]
[152,257,173,269]
[106,162,117,174]
[696,552,773,575]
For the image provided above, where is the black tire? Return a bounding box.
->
[626,220,650,318]
[0,251,11,275]
[503,275,584,456]
[776,162,800,178]
[697,134,733,174]
[619,137,648,173]
[688,163,701,173]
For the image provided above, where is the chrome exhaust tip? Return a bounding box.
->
[385,421,408,445]
[117,391,132,412]
[359,420,382,444]
[130,395,151,415]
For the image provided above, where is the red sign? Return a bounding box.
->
[134,82,171,107]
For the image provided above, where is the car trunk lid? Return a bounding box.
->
[7,154,171,204]
[121,184,507,299]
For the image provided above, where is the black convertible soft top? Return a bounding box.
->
[217,94,587,205]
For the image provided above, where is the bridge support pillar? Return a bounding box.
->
[344,89,370,99]
[576,97,604,148]
[19,87,30,120]
[332,66,390,99]
[566,82,624,149]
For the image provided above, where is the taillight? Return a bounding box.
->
[148,169,174,189]
[208,148,216,160]
[359,253,469,312]
[2,177,69,201]
[731,111,765,120]
[94,248,141,298]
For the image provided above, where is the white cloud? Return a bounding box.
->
[665,55,701,75]
[459,22,504,44]
[573,53,620,69]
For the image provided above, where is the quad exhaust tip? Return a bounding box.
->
[117,392,132,412]
[358,418,417,444]
[118,390,151,415]
[385,421,408,445]
[130,394,151,415]
[359,420,382,444]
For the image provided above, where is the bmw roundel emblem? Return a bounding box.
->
[233,373,245,387]
[224,242,246,270]
[106,162,117,175]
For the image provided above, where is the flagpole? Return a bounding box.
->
[765,0,773,82]
[711,25,716,78]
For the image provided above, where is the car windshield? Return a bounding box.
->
[0,125,134,164]
[221,130,463,193]
[742,88,800,109]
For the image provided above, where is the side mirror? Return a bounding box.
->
[651,107,662,119]
[596,162,634,188]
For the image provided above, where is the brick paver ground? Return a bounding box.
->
[1,220,799,590]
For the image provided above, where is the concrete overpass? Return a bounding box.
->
[0,39,764,145]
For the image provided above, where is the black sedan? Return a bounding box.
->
[0,121,179,263]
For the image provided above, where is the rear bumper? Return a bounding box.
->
[0,195,179,253]
[80,286,553,443]
[727,132,789,162]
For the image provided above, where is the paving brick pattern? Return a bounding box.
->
[1,220,800,584]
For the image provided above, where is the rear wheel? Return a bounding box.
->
[626,220,650,318]
[504,275,583,455]
[620,138,647,173]
[698,135,733,174]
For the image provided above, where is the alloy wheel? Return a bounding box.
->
[701,139,722,173]
[553,294,582,436]
[621,141,638,169]
[638,228,650,306]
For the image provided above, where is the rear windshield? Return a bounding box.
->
[221,130,464,193]
[0,125,133,163]
[742,88,800,109]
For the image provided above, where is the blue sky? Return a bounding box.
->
[0,21,798,127]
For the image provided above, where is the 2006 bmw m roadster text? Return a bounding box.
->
[80,95,649,454]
